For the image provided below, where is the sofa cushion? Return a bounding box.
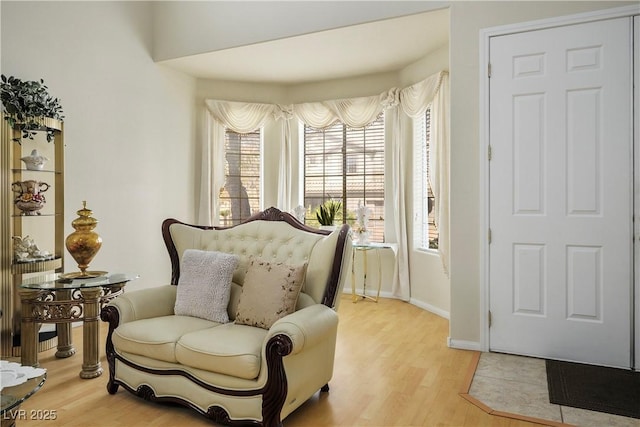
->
[235,258,306,330]
[174,249,239,323]
[113,315,219,363]
[175,323,268,380]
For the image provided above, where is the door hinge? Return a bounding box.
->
[488,228,492,244]
[488,310,492,328]
[488,63,492,78]
[488,145,492,161]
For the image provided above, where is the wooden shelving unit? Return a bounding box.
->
[1,117,64,357]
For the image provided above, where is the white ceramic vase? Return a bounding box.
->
[21,149,49,171]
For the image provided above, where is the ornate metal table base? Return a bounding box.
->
[79,287,103,379]
[52,290,75,359]
[19,279,128,379]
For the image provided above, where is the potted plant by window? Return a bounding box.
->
[0,75,64,142]
[316,199,342,230]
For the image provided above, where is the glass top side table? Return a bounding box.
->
[351,243,394,303]
[20,272,138,290]
[19,273,138,379]
[1,372,46,427]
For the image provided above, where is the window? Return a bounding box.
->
[219,129,261,225]
[303,114,385,242]
[414,107,439,249]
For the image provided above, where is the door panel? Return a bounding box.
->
[489,17,632,368]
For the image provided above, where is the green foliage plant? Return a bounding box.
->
[1,74,64,142]
[316,199,342,226]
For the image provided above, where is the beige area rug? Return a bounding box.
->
[459,352,640,427]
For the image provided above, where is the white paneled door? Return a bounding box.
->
[489,17,633,368]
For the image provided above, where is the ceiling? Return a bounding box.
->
[158,8,450,84]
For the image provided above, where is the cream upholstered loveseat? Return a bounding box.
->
[100,207,352,427]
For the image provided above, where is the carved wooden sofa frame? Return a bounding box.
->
[100,207,352,427]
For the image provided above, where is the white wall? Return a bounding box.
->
[1,1,197,290]
[448,1,635,347]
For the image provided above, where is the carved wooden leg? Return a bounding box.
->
[101,305,120,394]
[79,287,103,379]
[19,289,38,367]
[107,380,119,394]
[262,335,293,427]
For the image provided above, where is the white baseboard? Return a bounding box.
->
[409,298,450,320]
[342,288,450,320]
[448,338,482,351]
[342,288,395,300]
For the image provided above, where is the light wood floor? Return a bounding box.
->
[16,296,539,426]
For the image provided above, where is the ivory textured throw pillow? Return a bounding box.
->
[174,249,239,323]
[235,258,307,329]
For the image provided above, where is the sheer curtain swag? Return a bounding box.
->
[199,70,449,300]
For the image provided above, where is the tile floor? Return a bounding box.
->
[469,352,640,427]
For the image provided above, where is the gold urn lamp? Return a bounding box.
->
[64,201,104,278]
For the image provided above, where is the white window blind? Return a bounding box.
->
[303,114,385,242]
[413,107,438,249]
[219,129,262,225]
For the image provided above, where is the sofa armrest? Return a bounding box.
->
[107,284,177,325]
[266,304,338,356]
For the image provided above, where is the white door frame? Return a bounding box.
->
[479,5,640,355]
[634,16,640,369]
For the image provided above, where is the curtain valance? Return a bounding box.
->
[297,93,387,129]
[400,71,445,118]
[205,71,447,131]
[205,100,279,134]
